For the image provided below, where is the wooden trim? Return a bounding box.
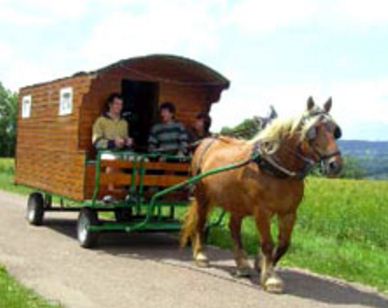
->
[99,160,190,172]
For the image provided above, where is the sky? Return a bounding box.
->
[1,0,388,140]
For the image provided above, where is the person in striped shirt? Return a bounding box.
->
[148,102,189,157]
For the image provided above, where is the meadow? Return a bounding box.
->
[1,158,387,297]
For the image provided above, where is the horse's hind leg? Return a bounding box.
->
[230,214,251,277]
[255,211,284,293]
[192,186,210,267]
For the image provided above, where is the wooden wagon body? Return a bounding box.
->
[15,54,229,201]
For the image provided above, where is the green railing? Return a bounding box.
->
[87,150,254,233]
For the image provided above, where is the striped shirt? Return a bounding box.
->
[148,121,188,154]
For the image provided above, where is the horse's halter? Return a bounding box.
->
[300,112,342,165]
[252,112,342,179]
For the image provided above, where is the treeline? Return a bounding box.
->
[0,83,18,157]
[221,118,365,179]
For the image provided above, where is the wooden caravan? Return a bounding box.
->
[15,54,230,201]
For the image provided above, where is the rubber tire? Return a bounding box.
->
[77,208,99,248]
[26,192,45,226]
[114,208,133,222]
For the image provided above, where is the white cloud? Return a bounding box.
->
[0,0,91,26]
[81,0,225,67]
[336,0,388,26]
[0,43,13,60]
[211,78,388,140]
[229,0,318,34]
[1,0,388,140]
[330,80,388,125]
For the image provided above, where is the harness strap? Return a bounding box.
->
[193,137,219,176]
[252,142,315,180]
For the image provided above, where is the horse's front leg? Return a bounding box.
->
[229,214,251,277]
[273,212,296,266]
[255,211,284,293]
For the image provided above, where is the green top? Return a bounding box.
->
[92,114,129,149]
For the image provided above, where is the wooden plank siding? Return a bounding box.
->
[15,55,228,201]
[15,75,93,201]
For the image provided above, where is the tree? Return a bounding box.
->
[340,156,366,179]
[220,117,262,139]
[0,82,18,157]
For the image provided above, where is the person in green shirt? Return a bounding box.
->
[92,93,132,151]
[92,93,133,202]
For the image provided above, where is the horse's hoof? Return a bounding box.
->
[263,276,284,294]
[195,259,209,268]
[194,252,209,268]
[235,267,251,278]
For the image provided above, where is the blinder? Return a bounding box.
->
[306,126,317,140]
[306,122,342,141]
[334,125,342,139]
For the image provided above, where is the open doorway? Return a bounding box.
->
[121,80,159,152]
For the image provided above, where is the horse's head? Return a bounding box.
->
[298,97,343,177]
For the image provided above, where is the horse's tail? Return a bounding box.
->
[180,198,199,248]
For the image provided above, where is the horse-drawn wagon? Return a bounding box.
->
[15,52,344,293]
[15,54,229,247]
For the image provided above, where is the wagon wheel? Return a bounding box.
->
[26,192,45,226]
[77,208,99,248]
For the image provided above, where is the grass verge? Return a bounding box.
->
[0,266,61,308]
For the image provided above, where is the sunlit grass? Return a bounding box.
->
[0,266,61,308]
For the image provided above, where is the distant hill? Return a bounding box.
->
[338,140,388,179]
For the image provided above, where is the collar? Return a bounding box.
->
[251,141,316,180]
[103,112,123,121]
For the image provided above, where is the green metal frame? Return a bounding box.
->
[40,149,251,235]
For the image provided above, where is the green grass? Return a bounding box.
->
[1,158,388,294]
[0,159,31,195]
[0,266,61,308]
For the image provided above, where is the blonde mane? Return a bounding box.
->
[248,105,330,149]
[249,116,301,145]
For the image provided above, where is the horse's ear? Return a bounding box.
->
[324,97,332,113]
[307,97,315,111]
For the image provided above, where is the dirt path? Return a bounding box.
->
[0,191,387,308]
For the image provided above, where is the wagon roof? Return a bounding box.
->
[21,54,230,90]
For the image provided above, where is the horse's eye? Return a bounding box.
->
[334,126,342,139]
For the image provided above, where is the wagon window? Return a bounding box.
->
[22,95,32,118]
[59,87,73,116]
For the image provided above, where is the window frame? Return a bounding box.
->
[58,87,73,116]
[21,95,32,119]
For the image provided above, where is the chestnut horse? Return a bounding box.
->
[181,97,342,293]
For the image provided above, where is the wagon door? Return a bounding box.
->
[121,80,159,152]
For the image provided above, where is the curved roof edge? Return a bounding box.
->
[20,54,230,91]
[96,54,230,88]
